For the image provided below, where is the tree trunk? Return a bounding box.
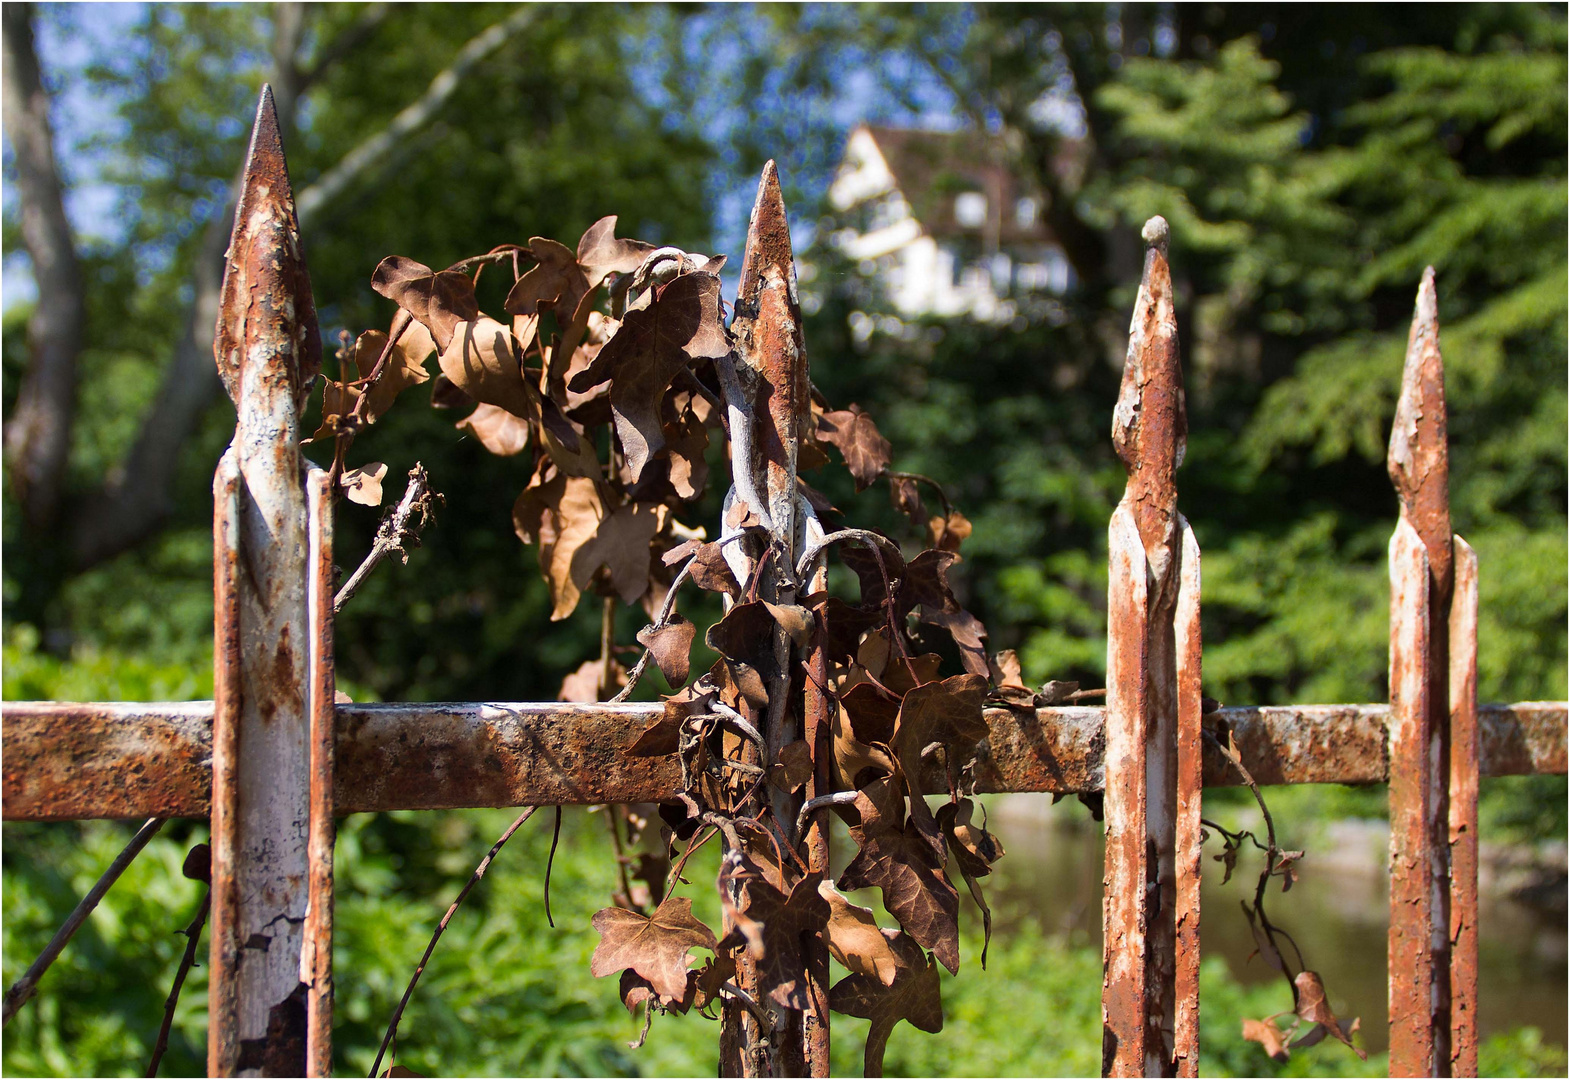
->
[2,2,84,534]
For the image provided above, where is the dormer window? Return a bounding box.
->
[1015,197,1038,228]
[954,191,987,228]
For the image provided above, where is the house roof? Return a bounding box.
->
[859,125,1071,247]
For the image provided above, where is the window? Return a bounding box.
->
[1015,197,1039,228]
[954,191,987,228]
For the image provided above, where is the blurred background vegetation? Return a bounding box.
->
[2,2,1564,1076]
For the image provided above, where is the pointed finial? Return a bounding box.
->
[1111,216,1186,584]
[1388,267,1452,597]
[214,83,320,412]
[731,159,807,546]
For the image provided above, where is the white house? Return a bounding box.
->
[826,125,1076,322]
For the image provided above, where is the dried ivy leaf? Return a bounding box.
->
[1274,849,1304,893]
[819,879,900,987]
[430,373,473,410]
[1242,1017,1291,1062]
[829,929,943,1077]
[1241,900,1286,975]
[839,538,905,608]
[768,739,814,794]
[591,896,717,1002]
[568,271,730,483]
[1290,1016,1361,1054]
[536,475,605,620]
[577,501,663,607]
[558,657,627,703]
[629,851,670,910]
[816,405,891,491]
[662,410,711,500]
[921,607,991,677]
[627,695,705,758]
[706,601,775,670]
[818,597,881,663]
[890,475,925,528]
[1293,971,1365,1058]
[310,377,361,442]
[638,615,696,688]
[577,215,656,288]
[456,402,531,456]
[505,237,590,319]
[838,779,960,974]
[674,539,739,599]
[891,675,989,801]
[371,256,481,352]
[364,321,435,421]
[936,797,1003,966]
[438,317,534,418]
[763,602,813,648]
[831,703,898,791]
[342,462,388,507]
[927,509,972,553]
[840,680,900,746]
[988,650,1036,708]
[720,872,829,1010]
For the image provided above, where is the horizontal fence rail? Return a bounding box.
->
[5,700,1563,822]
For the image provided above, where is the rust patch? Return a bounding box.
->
[1388,268,1452,603]
[1447,537,1480,1076]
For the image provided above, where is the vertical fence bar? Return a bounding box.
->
[208,85,328,1077]
[1103,217,1202,1078]
[1447,537,1479,1076]
[1386,267,1453,1077]
[723,161,819,1077]
[305,471,336,1076]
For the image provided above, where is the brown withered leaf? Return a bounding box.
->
[667,539,739,599]
[830,929,942,1078]
[897,549,961,614]
[921,607,991,677]
[1290,1016,1362,1054]
[1242,1017,1291,1062]
[720,872,829,1010]
[927,510,972,553]
[438,317,534,418]
[1241,900,1286,975]
[364,321,436,421]
[457,402,531,456]
[505,237,590,319]
[1293,971,1365,1058]
[763,602,814,648]
[881,653,943,698]
[890,475,926,528]
[841,680,900,746]
[568,272,730,482]
[371,256,480,352]
[819,879,900,987]
[536,475,605,620]
[988,650,1036,708]
[936,797,1003,965]
[430,373,473,410]
[838,779,960,974]
[627,694,706,757]
[662,411,710,501]
[591,896,717,1002]
[768,739,814,794]
[819,597,882,663]
[831,703,898,791]
[577,215,656,288]
[891,674,989,792]
[310,377,361,442]
[839,537,905,608]
[638,615,696,688]
[576,501,662,607]
[706,601,775,670]
[817,405,891,491]
[558,657,627,703]
[342,462,388,507]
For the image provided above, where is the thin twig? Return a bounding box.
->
[544,806,562,929]
[369,806,539,1078]
[145,890,210,1076]
[2,817,166,1026]
[334,463,439,614]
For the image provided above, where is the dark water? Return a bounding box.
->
[982,794,1568,1054]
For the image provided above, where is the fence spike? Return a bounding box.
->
[1388,266,1452,600]
[214,82,320,413]
[1386,268,1462,1076]
[1111,215,1186,590]
[1104,216,1202,1077]
[209,83,329,1078]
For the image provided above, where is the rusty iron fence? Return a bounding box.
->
[3,89,1565,1079]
